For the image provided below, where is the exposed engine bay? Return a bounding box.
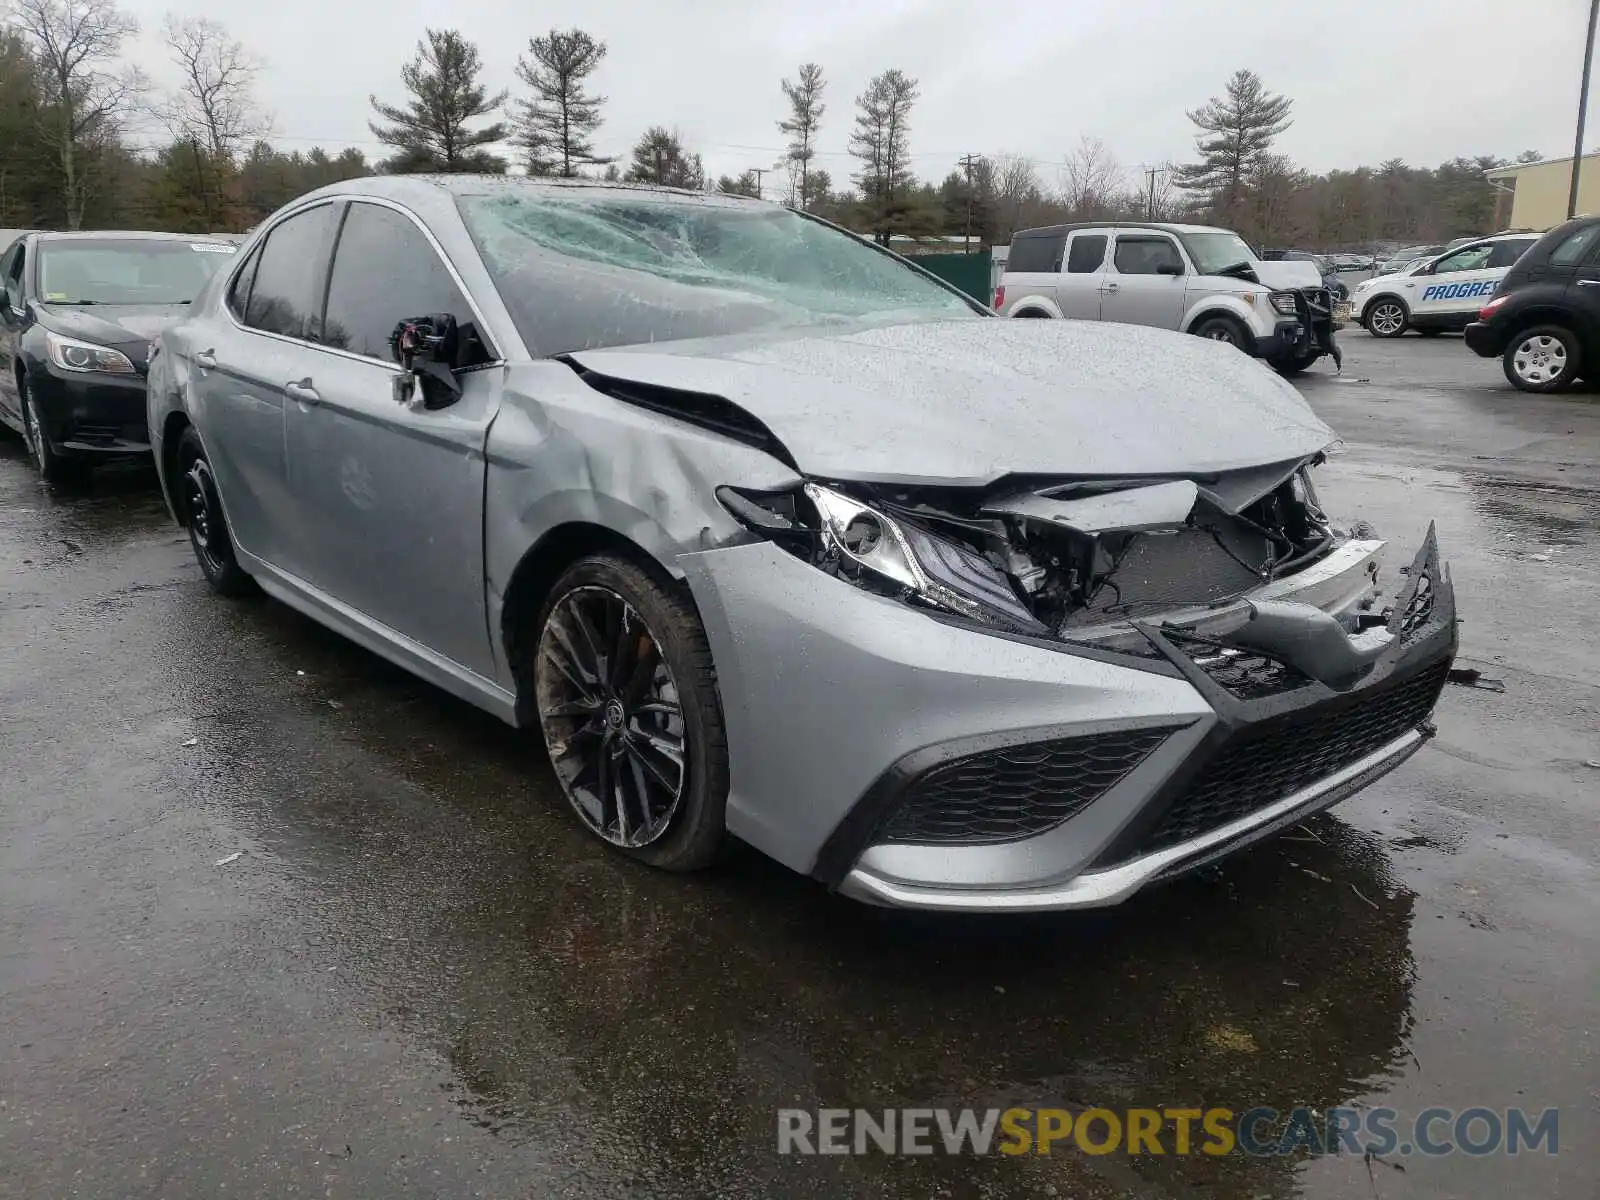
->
[717,456,1341,640]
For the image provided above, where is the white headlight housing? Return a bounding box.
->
[44,330,137,375]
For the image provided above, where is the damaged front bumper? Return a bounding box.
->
[681,527,1455,912]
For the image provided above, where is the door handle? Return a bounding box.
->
[1099,282,1120,294]
[194,349,216,370]
[284,378,321,405]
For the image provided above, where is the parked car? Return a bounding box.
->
[1465,215,1600,391]
[148,177,1455,912]
[1351,233,1539,338]
[1375,246,1445,276]
[997,222,1340,375]
[0,230,239,480]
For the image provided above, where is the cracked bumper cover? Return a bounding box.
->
[680,530,1455,912]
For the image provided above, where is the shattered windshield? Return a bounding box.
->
[457,190,980,354]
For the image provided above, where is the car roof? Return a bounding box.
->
[1011,221,1233,240]
[294,173,770,210]
[31,229,236,243]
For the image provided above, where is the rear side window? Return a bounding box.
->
[1008,233,1066,273]
[1113,236,1183,275]
[243,204,336,340]
[1548,225,1600,266]
[322,202,489,364]
[1066,235,1107,273]
[1487,239,1535,270]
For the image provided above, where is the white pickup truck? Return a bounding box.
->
[995,221,1339,375]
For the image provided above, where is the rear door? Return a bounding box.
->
[1411,242,1503,324]
[1056,229,1110,320]
[280,199,501,676]
[1000,230,1064,315]
[190,202,339,570]
[1100,232,1187,329]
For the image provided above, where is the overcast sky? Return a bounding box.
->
[118,0,1591,194]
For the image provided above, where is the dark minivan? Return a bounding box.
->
[1465,215,1600,392]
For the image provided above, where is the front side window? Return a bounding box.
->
[1432,245,1492,274]
[36,239,235,306]
[1066,234,1107,273]
[459,190,980,355]
[322,203,488,364]
[244,205,337,339]
[1,242,22,309]
[1113,236,1183,275]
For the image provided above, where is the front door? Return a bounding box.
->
[281,200,501,678]
[1411,242,1501,325]
[1100,232,1188,329]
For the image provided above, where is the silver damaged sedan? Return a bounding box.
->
[148,177,1457,912]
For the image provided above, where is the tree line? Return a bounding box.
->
[0,3,1540,251]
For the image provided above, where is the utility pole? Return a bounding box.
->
[748,167,767,199]
[1570,0,1600,219]
[958,152,983,253]
[1144,164,1168,220]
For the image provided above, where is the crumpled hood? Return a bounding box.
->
[1251,260,1324,289]
[35,302,184,350]
[566,319,1335,486]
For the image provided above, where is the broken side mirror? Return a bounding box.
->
[389,312,463,409]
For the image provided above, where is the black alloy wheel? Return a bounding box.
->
[533,556,727,871]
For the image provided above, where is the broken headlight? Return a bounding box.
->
[717,482,1046,633]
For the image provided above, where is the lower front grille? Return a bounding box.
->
[1112,658,1451,862]
[879,727,1179,845]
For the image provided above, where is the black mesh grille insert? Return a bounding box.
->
[1166,633,1310,699]
[1120,659,1450,861]
[879,727,1178,845]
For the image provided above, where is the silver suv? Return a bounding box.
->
[996,222,1339,375]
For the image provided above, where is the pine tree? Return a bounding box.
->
[369,29,508,174]
[849,69,918,244]
[778,63,825,209]
[1173,69,1292,228]
[515,28,610,178]
[625,127,703,190]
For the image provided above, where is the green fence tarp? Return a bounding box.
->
[910,252,992,303]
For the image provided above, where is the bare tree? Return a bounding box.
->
[514,27,610,177]
[13,0,144,228]
[989,152,1040,241]
[1059,136,1122,218]
[161,15,269,159]
[849,68,918,243]
[777,62,825,209]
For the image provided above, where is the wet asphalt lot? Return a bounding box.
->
[1,331,1596,1200]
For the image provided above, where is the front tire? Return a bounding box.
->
[532,555,728,872]
[1364,298,1409,338]
[1191,315,1249,350]
[176,426,255,596]
[19,379,83,483]
[1273,347,1322,377]
[1503,326,1580,393]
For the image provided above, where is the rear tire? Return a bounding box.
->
[1502,325,1580,393]
[531,555,729,872]
[1191,315,1250,351]
[1364,298,1409,338]
[176,426,255,596]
